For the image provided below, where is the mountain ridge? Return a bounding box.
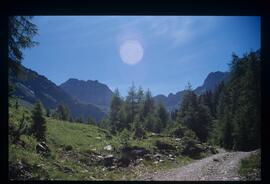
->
[9,63,106,122]
[10,62,229,119]
[153,71,229,111]
[60,78,114,112]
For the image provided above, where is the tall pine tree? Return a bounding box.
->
[31,101,46,141]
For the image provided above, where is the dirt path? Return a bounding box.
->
[139,150,258,181]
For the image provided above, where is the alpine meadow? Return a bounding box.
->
[8,16,261,181]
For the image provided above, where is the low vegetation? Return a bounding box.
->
[9,99,216,180]
[239,150,261,180]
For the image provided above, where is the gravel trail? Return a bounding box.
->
[140,150,258,181]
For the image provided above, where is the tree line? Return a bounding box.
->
[99,50,260,151]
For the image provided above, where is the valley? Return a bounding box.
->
[7,16,261,181]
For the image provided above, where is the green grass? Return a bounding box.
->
[46,118,110,152]
[239,151,261,180]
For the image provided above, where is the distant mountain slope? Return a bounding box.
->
[194,71,229,95]
[9,63,106,122]
[60,78,113,112]
[154,71,229,111]
[154,91,186,112]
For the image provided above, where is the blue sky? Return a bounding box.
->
[23,16,260,96]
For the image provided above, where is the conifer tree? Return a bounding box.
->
[109,89,124,133]
[217,50,260,151]
[31,101,46,141]
[177,83,211,142]
[125,83,137,127]
[56,104,69,121]
[156,102,168,129]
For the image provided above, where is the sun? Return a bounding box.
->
[119,40,144,65]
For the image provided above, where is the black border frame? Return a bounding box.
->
[1,0,269,183]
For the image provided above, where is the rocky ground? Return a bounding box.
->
[139,149,259,181]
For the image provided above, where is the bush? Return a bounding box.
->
[239,151,261,180]
[169,124,189,138]
[119,129,131,147]
[133,120,146,139]
[64,145,73,151]
[181,129,204,158]
[155,140,176,151]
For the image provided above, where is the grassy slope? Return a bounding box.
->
[9,100,194,180]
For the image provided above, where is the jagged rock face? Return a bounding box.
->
[194,71,229,95]
[60,79,113,112]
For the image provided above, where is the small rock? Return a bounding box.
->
[159,159,164,163]
[213,158,219,162]
[96,136,101,140]
[63,166,74,173]
[154,161,159,164]
[151,133,157,136]
[136,158,143,164]
[108,166,116,170]
[104,145,112,151]
[81,169,88,173]
[154,153,162,159]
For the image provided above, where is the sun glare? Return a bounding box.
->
[119,40,144,65]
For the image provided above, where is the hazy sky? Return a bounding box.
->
[23,16,260,96]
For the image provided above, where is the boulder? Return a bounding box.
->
[209,146,218,154]
[102,154,114,167]
[182,142,204,158]
[36,142,50,155]
[130,148,149,157]
[143,154,152,161]
[121,146,150,161]
[117,157,130,167]
[155,140,176,151]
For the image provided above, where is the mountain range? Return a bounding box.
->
[154,71,229,111]
[9,64,106,122]
[10,63,229,123]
